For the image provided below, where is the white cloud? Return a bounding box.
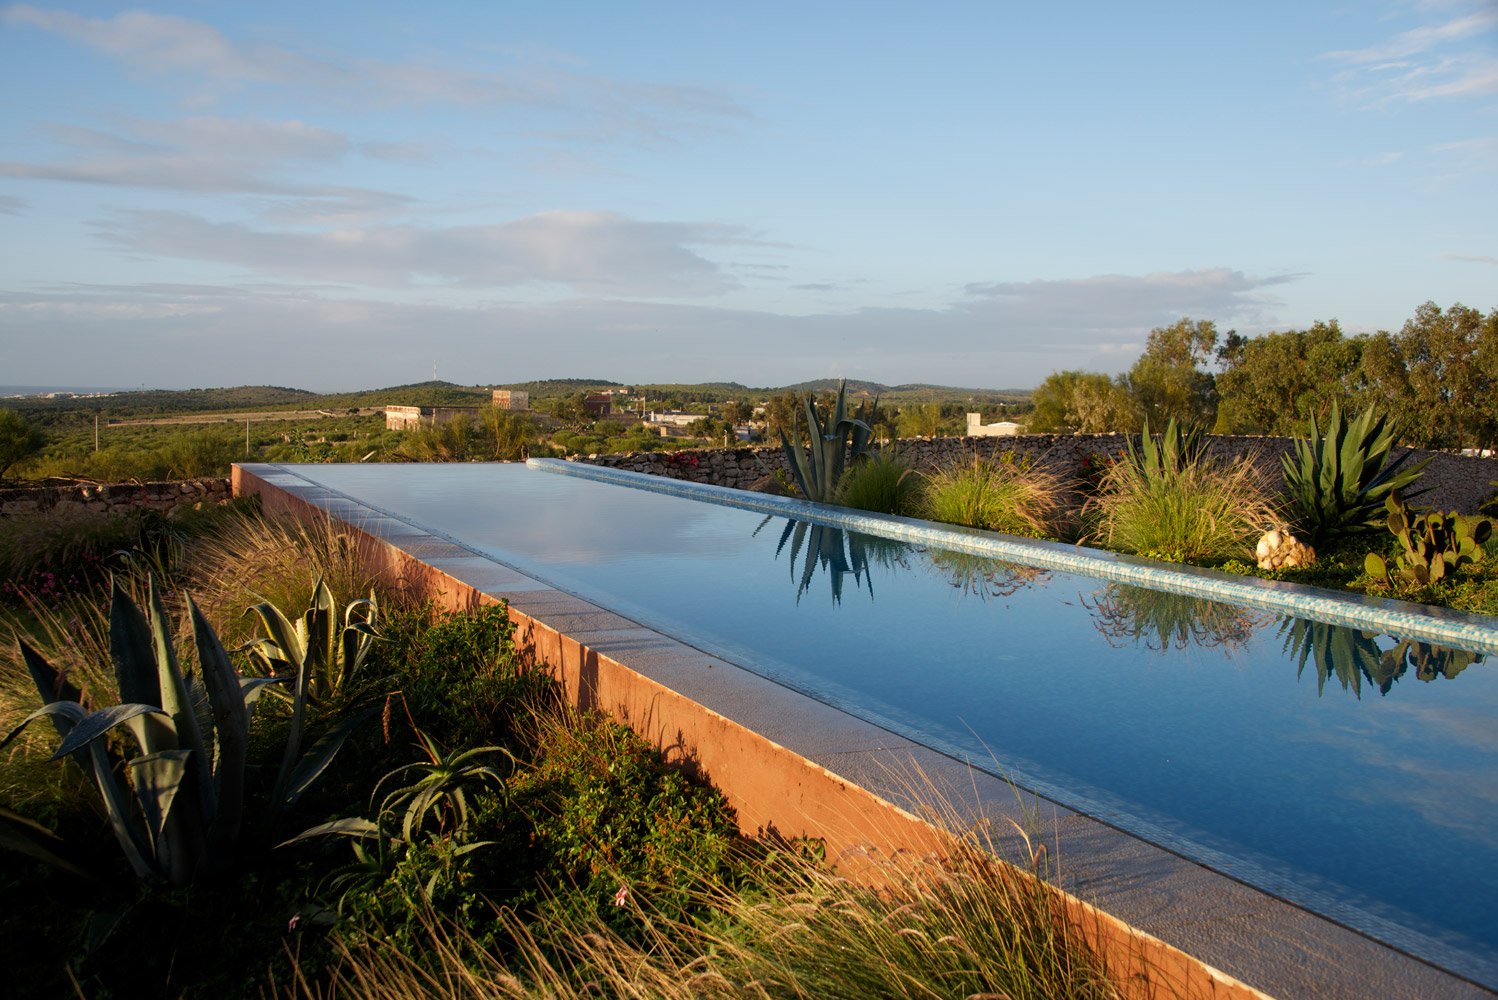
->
[94,209,756,295]
[2,4,749,143]
[1441,252,1498,266]
[1323,4,1498,104]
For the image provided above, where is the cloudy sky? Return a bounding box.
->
[1,1,1495,391]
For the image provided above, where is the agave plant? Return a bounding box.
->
[1280,617,1385,698]
[242,576,379,709]
[1280,404,1430,547]
[778,380,879,502]
[1122,416,1206,483]
[0,576,366,884]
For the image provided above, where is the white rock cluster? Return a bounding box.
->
[1256,528,1316,570]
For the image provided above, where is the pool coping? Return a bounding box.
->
[234,462,1498,1000]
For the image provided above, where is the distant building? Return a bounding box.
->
[491,389,530,411]
[583,393,613,417]
[645,410,709,428]
[385,405,481,431]
[966,413,1024,437]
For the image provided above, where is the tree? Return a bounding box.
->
[1028,371,1137,433]
[1212,322,1363,435]
[1389,301,1495,451]
[1124,318,1218,428]
[0,408,45,481]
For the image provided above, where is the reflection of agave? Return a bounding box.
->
[1280,617,1385,698]
[1083,584,1266,652]
[1280,619,1485,697]
[755,517,908,603]
[921,548,1050,600]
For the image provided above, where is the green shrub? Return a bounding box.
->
[1281,404,1430,546]
[922,452,1064,538]
[835,450,922,515]
[1086,441,1277,563]
[1365,494,1493,589]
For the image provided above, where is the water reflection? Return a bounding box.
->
[1281,618,1485,698]
[922,548,1051,600]
[1082,583,1269,652]
[758,517,909,603]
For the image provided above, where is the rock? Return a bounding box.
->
[1256,528,1315,570]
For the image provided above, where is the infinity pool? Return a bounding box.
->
[262,461,1498,988]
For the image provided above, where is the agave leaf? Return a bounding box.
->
[189,595,244,863]
[1,700,85,753]
[278,816,382,848]
[148,579,214,825]
[109,577,161,709]
[0,807,92,879]
[246,598,305,674]
[18,638,83,708]
[129,749,194,882]
[51,704,170,761]
[281,708,375,809]
[239,675,289,709]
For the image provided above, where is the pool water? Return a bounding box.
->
[270,461,1498,987]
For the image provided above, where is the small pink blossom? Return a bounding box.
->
[287,913,301,932]
[613,884,629,907]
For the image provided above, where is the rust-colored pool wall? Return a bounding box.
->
[233,463,1267,1000]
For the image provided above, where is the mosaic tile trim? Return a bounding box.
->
[530,458,1498,654]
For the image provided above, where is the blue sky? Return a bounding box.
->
[1,1,1494,391]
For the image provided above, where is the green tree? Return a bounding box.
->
[1388,301,1495,451]
[481,406,538,460]
[1213,321,1363,435]
[1124,318,1218,428]
[0,407,45,481]
[1028,371,1137,433]
[897,402,943,439]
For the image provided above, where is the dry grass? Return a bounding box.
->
[921,453,1069,539]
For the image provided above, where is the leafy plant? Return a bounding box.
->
[1365,494,1493,589]
[283,728,513,913]
[1281,404,1430,546]
[777,380,878,503]
[242,576,379,711]
[0,576,366,883]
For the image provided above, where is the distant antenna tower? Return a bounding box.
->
[432,360,437,382]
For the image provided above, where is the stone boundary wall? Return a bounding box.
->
[0,477,233,519]
[575,435,1498,514]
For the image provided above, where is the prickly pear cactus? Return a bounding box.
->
[1365,493,1493,588]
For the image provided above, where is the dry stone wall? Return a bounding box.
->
[0,477,233,519]
[575,435,1498,514]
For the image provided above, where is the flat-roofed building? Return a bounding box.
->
[492,390,529,411]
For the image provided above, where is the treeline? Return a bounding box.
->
[1028,301,1498,451]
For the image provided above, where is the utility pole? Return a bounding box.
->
[94,412,99,452]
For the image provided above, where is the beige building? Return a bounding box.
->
[385,405,481,431]
[492,390,529,411]
[966,413,1024,437]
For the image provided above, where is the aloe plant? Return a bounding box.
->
[778,380,879,502]
[1281,404,1430,546]
[1,577,366,883]
[1364,493,1492,589]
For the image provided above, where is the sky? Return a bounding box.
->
[1,1,1495,392]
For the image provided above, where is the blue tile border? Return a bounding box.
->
[530,458,1498,655]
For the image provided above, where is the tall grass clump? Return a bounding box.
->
[1086,419,1277,563]
[835,450,922,515]
[922,452,1066,538]
[310,828,1128,1000]
[190,508,384,645]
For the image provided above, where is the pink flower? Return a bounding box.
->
[287,913,302,932]
[613,884,629,908]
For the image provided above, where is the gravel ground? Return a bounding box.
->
[1408,451,1498,515]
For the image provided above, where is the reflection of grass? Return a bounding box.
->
[922,547,1050,600]
[1082,583,1267,652]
